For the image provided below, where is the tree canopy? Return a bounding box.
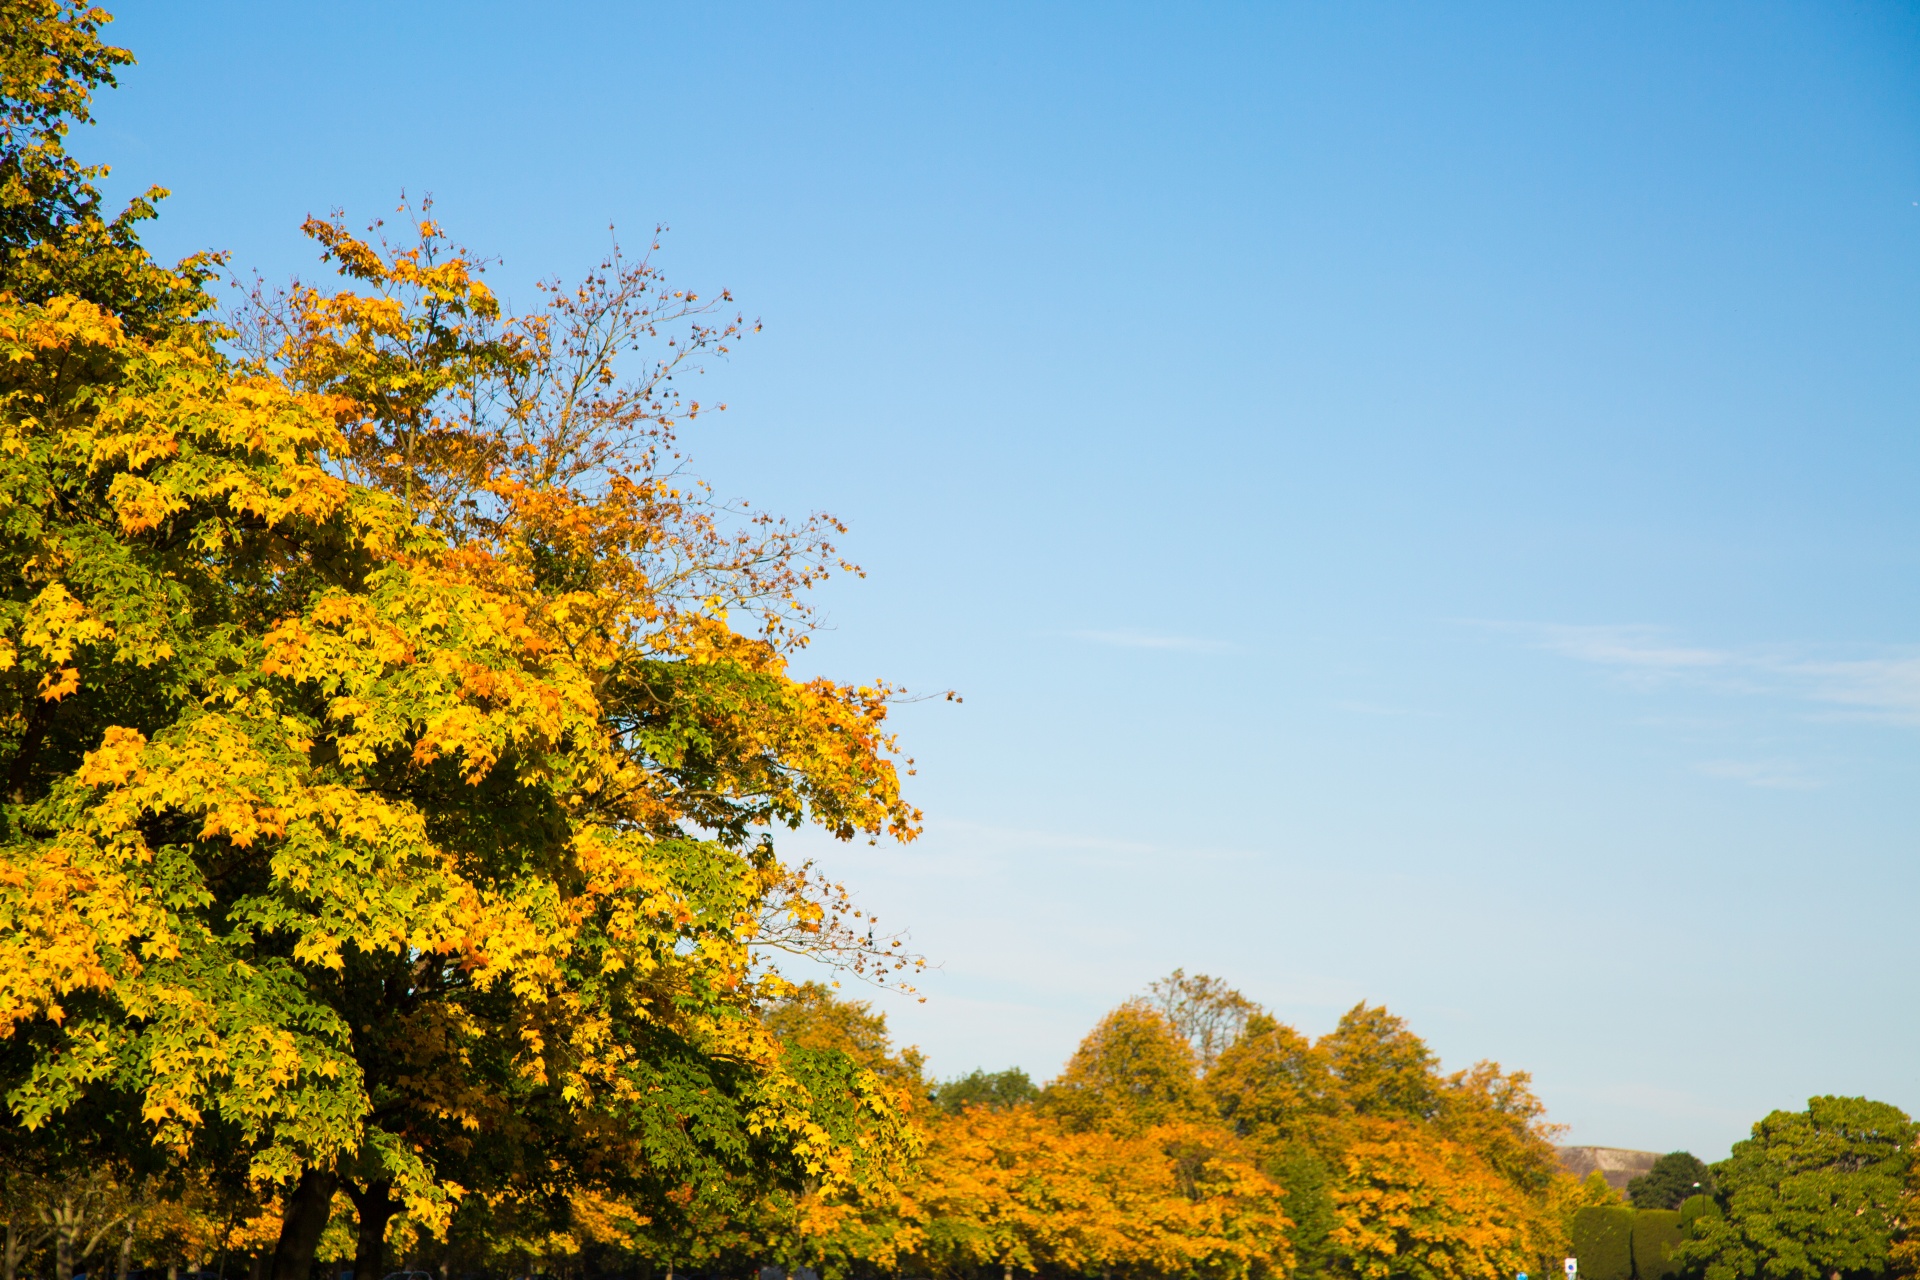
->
[930,1069,1039,1115]
[1043,1003,1210,1135]
[1674,1097,1915,1280]
[0,5,923,1280]
[1629,1151,1714,1211]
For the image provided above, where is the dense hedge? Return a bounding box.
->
[1573,1206,1636,1280]
[1633,1210,1684,1280]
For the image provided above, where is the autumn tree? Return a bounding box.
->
[1203,1001,1568,1280]
[911,1003,1291,1280]
[754,986,929,1279]
[765,981,928,1092]
[1043,1003,1210,1135]
[1206,1013,1342,1276]
[1431,1060,1563,1203]
[0,0,202,335]
[0,1168,48,1280]
[1318,1004,1442,1124]
[912,1104,1291,1280]
[1149,971,1259,1074]
[1207,1014,1332,1150]
[688,994,1304,1280]
[516,983,934,1280]
[1328,1119,1534,1280]
[0,7,924,1280]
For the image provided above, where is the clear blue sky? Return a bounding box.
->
[102,2,1920,1158]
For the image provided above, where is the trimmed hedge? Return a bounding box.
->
[1632,1209,1684,1280]
[1573,1206,1636,1280]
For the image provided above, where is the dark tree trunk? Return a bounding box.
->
[53,1207,74,1280]
[1,1220,43,1280]
[269,1168,339,1280]
[346,1182,398,1280]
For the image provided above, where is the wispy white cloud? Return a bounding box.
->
[1067,629,1234,654]
[1497,622,1920,724]
[1792,656,1920,724]
[1533,624,1730,672]
[1692,759,1822,790]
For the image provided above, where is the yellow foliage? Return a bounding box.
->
[1330,1118,1536,1280]
[0,186,923,1233]
[1044,1001,1211,1136]
[910,1105,1292,1280]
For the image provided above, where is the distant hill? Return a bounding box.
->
[1557,1145,1663,1195]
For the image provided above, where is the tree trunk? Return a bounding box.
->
[53,1196,76,1280]
[346,1182,398,1280]
[116,1226,133,1280]
[269,1169,339,1280]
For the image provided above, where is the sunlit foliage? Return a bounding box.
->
[0,7,924,1280]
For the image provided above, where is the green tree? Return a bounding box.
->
[1629,1152,1713,1210]
[930,1069,1038,1114]
[592,984,928,1280]
[1674,1097,1915,1280]
[764,982,927,1091]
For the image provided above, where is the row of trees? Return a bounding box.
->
[0,968,1582,1280]
[7,964,1920,1280]
[787,972,1585,1280]
[1,8,1915,1280]
[701,981,1920,1280]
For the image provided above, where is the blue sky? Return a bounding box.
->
[103,2,1920,1157]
